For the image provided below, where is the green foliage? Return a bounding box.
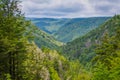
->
[92,62,110,80]
[49,67,61,80]
[24,43,91,80]
[62,15,120,64]
[5,74,12,80]
[91,18,120,80]
[0,0,31,79]
[29,24,63,50]
[29,17,110,42]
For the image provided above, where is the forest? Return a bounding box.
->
[0,0,120,80]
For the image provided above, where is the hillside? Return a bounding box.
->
[62,15,120,64]
[26,18,69,34]
[25,43,91,80]
[29,24,63,49]
[28,17,110,42]
[1,0,120,80]
[54,17,110,42]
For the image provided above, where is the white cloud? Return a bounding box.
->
[20,0,120,18]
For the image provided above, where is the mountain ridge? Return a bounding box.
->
[62,15,120,64]
[27,17,110,42]
[29,24,64,49]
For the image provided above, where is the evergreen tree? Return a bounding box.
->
[92,26,120,80]
[0,0,30,79]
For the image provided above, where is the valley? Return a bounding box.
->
[28,15,120,79]
[1,0,120,79]
[28,17,110,42]
[29,23,64,49]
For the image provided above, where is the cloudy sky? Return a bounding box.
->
[21,0,120,18]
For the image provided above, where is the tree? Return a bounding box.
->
[0,0,30,79]
[92,27,120,80]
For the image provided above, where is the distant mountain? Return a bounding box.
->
[54,17,110,42]
[27,18,69,34]
[29,24,63,49]
[27,17,110,42]
[62,15,120,64]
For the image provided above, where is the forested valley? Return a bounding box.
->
[0,0,120,80]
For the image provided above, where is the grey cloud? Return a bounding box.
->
[21,0,120,18]
[53,5,83,13]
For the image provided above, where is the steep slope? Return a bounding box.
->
[28,17,110,42]
[29,24,63,49]
[54,17,110,42]
[62,15,120,64]
[27,18,69,34]
[25,43,91,80]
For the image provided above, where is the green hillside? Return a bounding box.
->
[27,18,69,34]
[1,0,120,80]
[62,15,120,64]
[54,17,110,42]
[29,24,63,49]
[25,44,91,80]
[28,17,110,42]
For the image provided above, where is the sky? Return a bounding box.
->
[21,0,120,18]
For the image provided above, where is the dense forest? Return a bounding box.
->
[0,0,120,80]
[62,15,120,64]
[29,24,63,49]
[29,17,110,42]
